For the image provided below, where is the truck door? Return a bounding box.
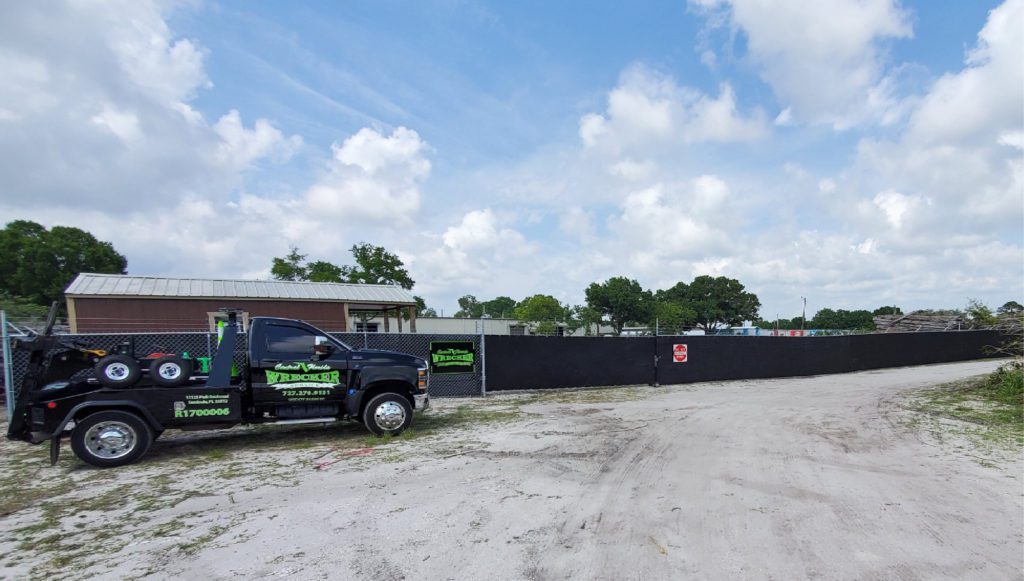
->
[251,322,349,408]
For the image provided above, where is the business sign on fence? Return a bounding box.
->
[429,341,476,374]
[672,344,688,363]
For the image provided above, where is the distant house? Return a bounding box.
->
[64,273,417,333]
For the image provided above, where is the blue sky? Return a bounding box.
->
[0,0,1020,320]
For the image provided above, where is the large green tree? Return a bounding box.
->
[585,277,653,335]
[679,275,761,331]
[0,220,127,306]
[811,308,875,330]
[997,301,1023,316]
[453,295,480,318]
[514,294,567,335]
[653,282,698,332]
[453,295,517,318]
[482,296,517,318]
[271,243,414,289]
[271,247,308,281]
[342,242,415,289]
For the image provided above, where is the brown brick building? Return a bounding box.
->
[65,274,418,333]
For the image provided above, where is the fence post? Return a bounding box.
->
[2,311,14,421]
[479,318,487,396]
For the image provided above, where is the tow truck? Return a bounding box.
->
[6,308,429,467]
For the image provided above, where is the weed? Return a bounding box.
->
[906,364,1023,449]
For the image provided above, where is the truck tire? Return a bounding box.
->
[70,410,153,468]
[362,393,413,436]
[148,355,193,387]
[94,355,142,388]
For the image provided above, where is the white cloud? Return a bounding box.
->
[608,177,734,263]
[872,190,922,229]
[694,0,913,128]
[441,209,531,257]
[0,0,299,210]
[607,158,656,181]
[303,127,430,224]
[851,0,1023,235]
[579,65,768,153]
[213,110,302,170]
[91,106,143,143]
[559,206,596,240]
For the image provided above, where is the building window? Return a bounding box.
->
[208,311,249,332]
[509,325,526,336]
[356,322,379,333]
[554,326,566,336]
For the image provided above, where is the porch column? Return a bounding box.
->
[342,302,351,332]
[409,306,417,333]
[397,308,404,333]
[383,310,390,333]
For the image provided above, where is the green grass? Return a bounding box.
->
[909,361,1023,447]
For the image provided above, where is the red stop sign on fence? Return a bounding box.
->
[673,344,688,363]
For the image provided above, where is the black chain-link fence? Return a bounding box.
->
[2,331,482,407]
[332,333,481,397]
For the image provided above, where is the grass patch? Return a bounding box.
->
[908,361,1023,447]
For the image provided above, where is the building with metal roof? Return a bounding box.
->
[65,273,418,333]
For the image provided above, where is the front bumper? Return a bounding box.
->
[414,393,429,411]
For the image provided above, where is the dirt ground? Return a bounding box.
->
[1,359,1021,580]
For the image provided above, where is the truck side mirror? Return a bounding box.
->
[314,337,335,359]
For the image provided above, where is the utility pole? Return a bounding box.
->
[801,296,807,331]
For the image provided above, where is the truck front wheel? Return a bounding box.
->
[362,393,413,436]
[70,410,153,468]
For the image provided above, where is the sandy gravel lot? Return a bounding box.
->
[1,359,1020,580]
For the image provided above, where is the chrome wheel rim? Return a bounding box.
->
[104,363,130,380]
[157,362,181,380]
[374,401,406,431]
[84,421,136,459]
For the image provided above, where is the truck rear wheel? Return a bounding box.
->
[148,355,193,387]
[70,410,153,468]
[94,355,142,388]
[362,393,413,436]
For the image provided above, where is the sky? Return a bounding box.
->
[1,0,1021,320]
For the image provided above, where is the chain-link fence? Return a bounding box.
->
[1,329,482,408]
[332,332,481,397]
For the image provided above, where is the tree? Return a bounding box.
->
[482,296,517,318]
[585,277,653,335]
[566,305,603,336]
[514,294,566,335]
[682,275,761,331]
[653,282,697,333]
[271,247,308,281]
[965,299,998,328]
[872,306,903,316]
[270,243,413,289]
[453,295,481,318]
[997,301,1023,316]
[0,293,51,321]
[650,301,696,334]
[0,220,127,306]
[342,243,415,289]
[408,296,437,319]
[452,295,516,318]
[306,261,344,283]
[810,308,874,330]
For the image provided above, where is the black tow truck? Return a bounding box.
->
[6,309,429,468]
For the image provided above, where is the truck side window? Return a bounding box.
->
[265,325,316,354]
